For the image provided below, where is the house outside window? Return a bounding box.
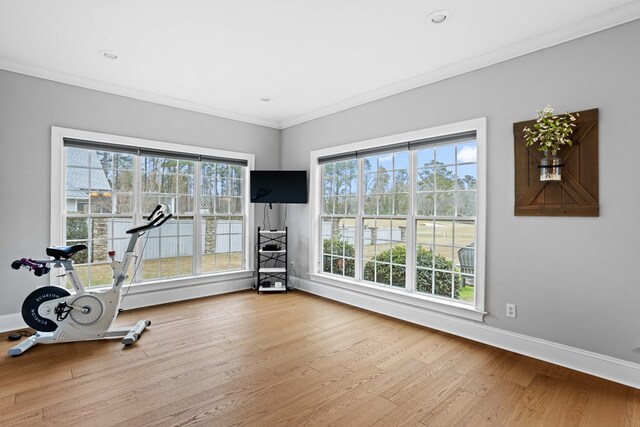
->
[310,118,486,320]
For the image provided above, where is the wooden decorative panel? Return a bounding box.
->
[513,108,599,216]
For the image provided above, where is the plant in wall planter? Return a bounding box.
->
[523,105,578,181]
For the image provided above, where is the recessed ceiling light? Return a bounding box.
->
[260,96,273,102]
[98,50,118,60]
[426,10,451,24]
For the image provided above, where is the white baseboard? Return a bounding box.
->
[0,313,27,333]
[295,276,640,389]
[119,276,252,310]
[0,277,252,333]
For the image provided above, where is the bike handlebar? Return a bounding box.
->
[126,204,173,234]
[11,258,51,276]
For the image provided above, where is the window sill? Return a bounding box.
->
[308,273,486,322]
[80,269,254,296]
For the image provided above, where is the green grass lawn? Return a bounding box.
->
[68,252,243,288]
[458,285,474,302]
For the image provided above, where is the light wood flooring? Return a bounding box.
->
[1,290,639,426]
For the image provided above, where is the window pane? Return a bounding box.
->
[331,238,344,256]
[142,217,194,280]
[114,170,134,192]
[456,164,477,190]
[435,144,455,165]
[178,195,194,214]
[434,245,454,267]
[416,219,434,247]
[375,171,392,193]
[454,221,475,248]
[375,264,391,285]
[66,218,88,241]
[416,267,433,294]
[434,272,453,297]
[394,170,408,192]
[201,215,243,273]
[416,246,433,269]
[160,174,176,193]
[66,147,90,166]
[321,216,356,278]
[216,197,230,214]
[416,193,435,216]
[417,148,434,167]
[457,141,477,164]
[417,168,434,192]
[364,173,375,194]
[64,216,133,287]
[230,197,243,214]
[178,175,193,194]
[393,265,406,288]
[378,195,393,215]
[178,160,194,175]
[434,220,453,246]
[434,165,456,191]
[322,196,334,214]
[230,178,242,197]
[455,191,476,217]
[455,219,475,304]
[435,192,454,216]
[394,194,408,215]
[377,153,392,170]
[362,217,406,287]
[364,195,377,215]
[394,151,409,169]
[346,196,358,215]
[335,196,347,215]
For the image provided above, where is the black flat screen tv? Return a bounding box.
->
[250,170,308,204]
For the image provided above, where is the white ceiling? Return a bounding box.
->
[1,1,640,129]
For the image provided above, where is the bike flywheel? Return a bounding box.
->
[69,295,104,325]
[21,286,71,332]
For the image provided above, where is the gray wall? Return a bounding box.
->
[0,70,281,316]
[281,20,640,363]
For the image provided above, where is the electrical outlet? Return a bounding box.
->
[290,261,294,268]
[506,303,516,318]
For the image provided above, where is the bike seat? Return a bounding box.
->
[46,244,88,260]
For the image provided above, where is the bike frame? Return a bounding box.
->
[24,224,143,294]
[8,204,172,356]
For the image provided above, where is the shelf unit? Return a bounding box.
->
[257,227,288,293]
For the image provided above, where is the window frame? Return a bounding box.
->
[309,118,487,321]
[51,126,255,290]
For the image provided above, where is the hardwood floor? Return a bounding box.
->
[1,290,638,426]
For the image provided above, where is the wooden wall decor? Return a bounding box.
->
[513,108,599,216]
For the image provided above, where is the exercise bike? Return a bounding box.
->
[8,204,172,356]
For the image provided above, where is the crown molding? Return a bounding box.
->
[280,2,640,129]
[0,59,282,129]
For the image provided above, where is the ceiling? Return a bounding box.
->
[1,1,639,129]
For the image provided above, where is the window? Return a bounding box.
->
[53,128,253,288]
[321,159,357,278]
[200,161,245,273]
[311,119,486,319]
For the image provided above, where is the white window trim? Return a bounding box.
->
[50,126,255,289]
[309,117,487,322]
